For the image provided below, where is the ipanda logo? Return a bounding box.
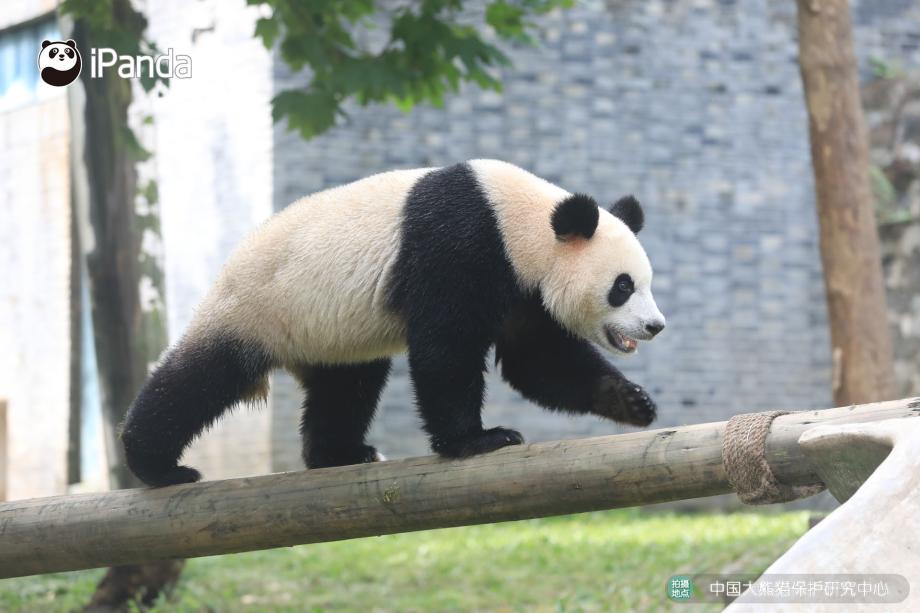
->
[38,39,82,86]
[38,40,191,87]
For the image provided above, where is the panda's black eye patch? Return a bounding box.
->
[65,48,74,57]
[608,274,634,307]
[50,47,58,55]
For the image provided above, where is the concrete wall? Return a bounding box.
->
[0,0,277,493]
[0,1,72,498]
[269,0,920,466]
[0,0,56,31]
[0,401,6,500]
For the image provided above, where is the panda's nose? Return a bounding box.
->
[645,321,665,337]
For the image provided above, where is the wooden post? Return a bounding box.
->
[796,0,896,405]
[0,397,917,579]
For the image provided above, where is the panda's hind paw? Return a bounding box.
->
[145,465,202,488]
[308,444,385,468]
[435,427,524,459]
[358,444,386,463]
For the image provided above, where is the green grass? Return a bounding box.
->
[0,509,808,612]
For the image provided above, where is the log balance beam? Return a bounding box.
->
[1,397,918,579]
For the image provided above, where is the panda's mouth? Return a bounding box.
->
[604,326,638,354]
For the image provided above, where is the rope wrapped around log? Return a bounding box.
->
[722,410,825,504]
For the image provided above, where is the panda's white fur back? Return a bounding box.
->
[187,167,432,365]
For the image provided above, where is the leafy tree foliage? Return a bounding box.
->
[248,0,573,138]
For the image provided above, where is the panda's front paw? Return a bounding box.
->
[594,376,657,427]
[434,427,525,459]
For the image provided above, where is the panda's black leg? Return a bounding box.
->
[496,297,657,427]
[409,330,524,458]
[296,359,391,469]
[122,332,274,487]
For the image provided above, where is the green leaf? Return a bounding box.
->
[271,90,340,140]
[118,125,151,162]
[486,1,527,40]
[254,17,280,49]
[139,179,159,205]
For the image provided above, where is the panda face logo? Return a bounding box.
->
[38,39,82,87]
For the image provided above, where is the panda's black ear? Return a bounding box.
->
[552,194,599,241]
[42,40,51,49]
[65,39,77,49]
[610,195,644,234]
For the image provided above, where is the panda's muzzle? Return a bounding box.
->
[604,325,638,354]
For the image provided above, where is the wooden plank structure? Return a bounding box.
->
[1,397,917,579]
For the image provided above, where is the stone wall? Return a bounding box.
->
[882,220,920,397]
[269,0,920,465]
[865,71,920,398]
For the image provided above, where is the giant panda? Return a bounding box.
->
[122,160,666,487]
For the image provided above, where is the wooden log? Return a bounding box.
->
[0,397,917,578]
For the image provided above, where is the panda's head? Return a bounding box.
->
[542,194,665,356]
